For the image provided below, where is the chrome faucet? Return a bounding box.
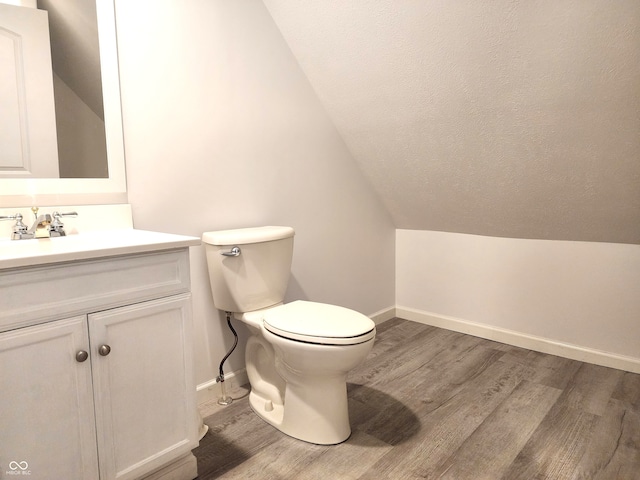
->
[28,212,53,238]
[0,208,78,240]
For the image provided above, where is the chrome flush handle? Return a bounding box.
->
[220,246,241,257]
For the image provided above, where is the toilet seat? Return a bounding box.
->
[263,300,375,346]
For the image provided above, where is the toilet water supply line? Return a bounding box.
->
[216,311,238,406]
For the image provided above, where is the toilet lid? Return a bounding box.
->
[263,300,376,345]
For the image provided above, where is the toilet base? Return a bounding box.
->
[248,389,284,425]
[248,374,351,445]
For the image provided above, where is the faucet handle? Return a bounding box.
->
[0,213,27,231]
[0,213,20,222]
[1,213,29,239]
[52,211,78,219]
[50,211,78,237]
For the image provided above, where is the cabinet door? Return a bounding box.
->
[0,316,99,479]
[89,294,198,480]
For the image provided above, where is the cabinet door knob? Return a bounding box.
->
[76,350,89,362]
[98,344,111,356]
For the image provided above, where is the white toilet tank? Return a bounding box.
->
[202,226,295,313]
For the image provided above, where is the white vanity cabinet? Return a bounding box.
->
[0,239,200,480]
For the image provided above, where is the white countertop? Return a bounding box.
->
[0,229,201,270]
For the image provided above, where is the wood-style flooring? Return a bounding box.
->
[194,318,640,479]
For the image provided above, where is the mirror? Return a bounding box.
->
[0,0,126,207]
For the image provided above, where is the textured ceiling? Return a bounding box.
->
[263,0,640,244]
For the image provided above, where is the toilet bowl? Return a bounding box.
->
[240,301,374,444]
[202,227,376,445]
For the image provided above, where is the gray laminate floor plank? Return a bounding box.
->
[433,380,562,480]
[561,363,625,416]
[612,371,640,409]
[499,348,584,390]
[194,318,640,479]
[572,399,640,480]
[501,402,600,480]
[358,359,530,479]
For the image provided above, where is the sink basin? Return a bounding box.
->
[0,229,200,270]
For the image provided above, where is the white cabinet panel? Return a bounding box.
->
[1,249,191,332]
[0,316,99,479]
[89,294,197,480]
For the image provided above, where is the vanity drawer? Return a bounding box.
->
[0,249,191,332]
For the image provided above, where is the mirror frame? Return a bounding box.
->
[0,0,126,207]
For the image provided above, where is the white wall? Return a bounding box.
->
[114,0,395,389]
[114,0,638,396]
[397,229,640,372]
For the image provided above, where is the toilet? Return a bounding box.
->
[202,226,376,445]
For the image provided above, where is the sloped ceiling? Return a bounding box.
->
[263,0,640,244]
[38,0,103,119]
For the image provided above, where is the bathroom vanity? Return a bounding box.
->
[2,0,200,474]
[0,230,201,480]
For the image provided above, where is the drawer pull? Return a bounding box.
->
[76,350,89,362]
[98,345,111,356]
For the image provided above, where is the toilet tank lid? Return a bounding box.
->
[202,226,294,245]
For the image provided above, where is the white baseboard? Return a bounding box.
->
[396,306,640,374]
[369,306,396,325]
[196,369,249,406]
